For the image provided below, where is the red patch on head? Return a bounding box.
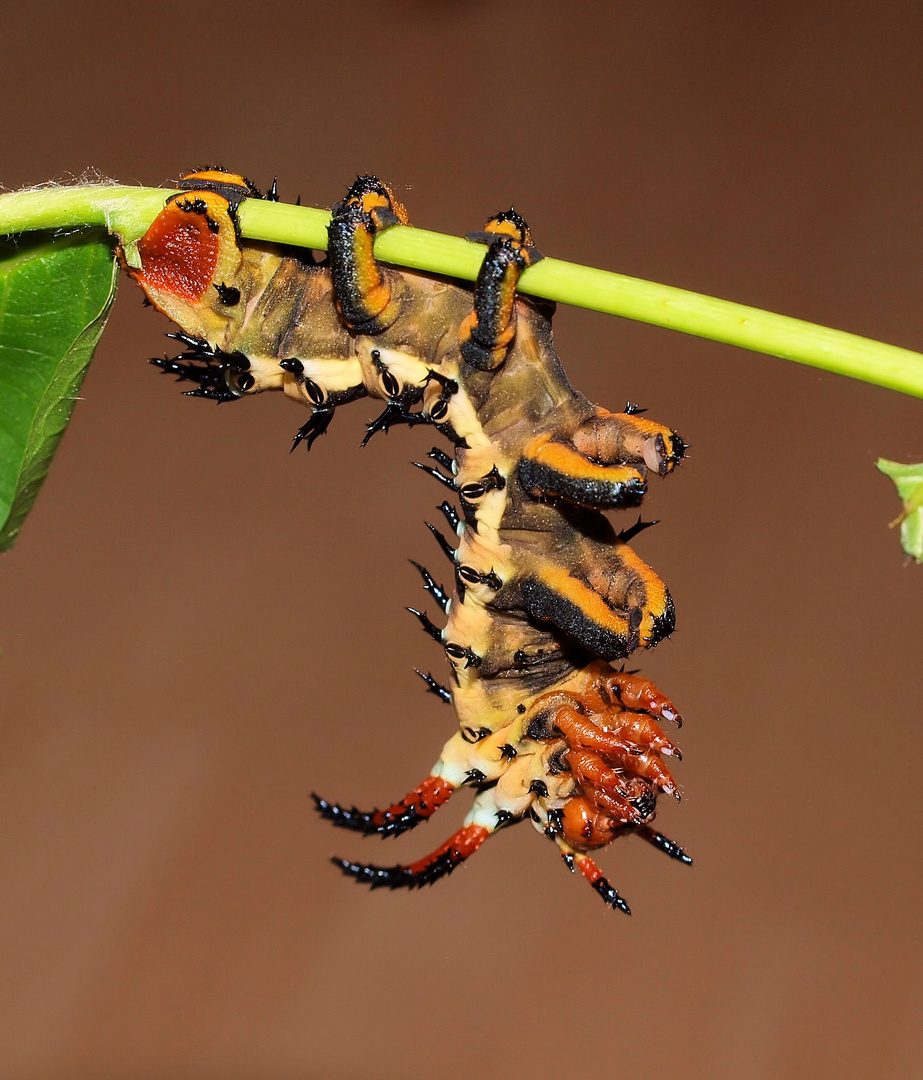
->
[136,200,219,302]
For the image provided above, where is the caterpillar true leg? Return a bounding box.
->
[564,748,661,822]
[600,670,684,726]
[546,705,681,780]
[150,336,245,403]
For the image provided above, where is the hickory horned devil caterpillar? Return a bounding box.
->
[123,170,691,913]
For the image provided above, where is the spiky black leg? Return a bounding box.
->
[616,517,659,544]
[333,823,490,890]
[412,461,455,490]
[150,355,240,402]
[428,446,453,472]
[166,330,209,351]
[150,334,250,403]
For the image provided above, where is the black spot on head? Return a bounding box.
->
[214,282,240,306]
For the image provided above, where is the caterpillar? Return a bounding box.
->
[121,169,691,913]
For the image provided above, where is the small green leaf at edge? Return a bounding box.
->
[0,230,118,552]
[876,458,923,563]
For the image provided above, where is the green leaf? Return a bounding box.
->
[0,230,118,551]
[876,458,923,563]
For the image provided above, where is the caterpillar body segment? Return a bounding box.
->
[519,433,649,511]
[124,170,692,912]
[518,405,685,511]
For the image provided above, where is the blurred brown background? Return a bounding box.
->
[1,1,922,1077]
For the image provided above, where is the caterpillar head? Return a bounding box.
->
[123,176,250,344]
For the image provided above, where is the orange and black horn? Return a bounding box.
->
[333,824,490,890]
[311,776,456,839]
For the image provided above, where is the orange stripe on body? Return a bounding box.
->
[180,170,252,191]
[533,559,630,636]
[525,433,644,487]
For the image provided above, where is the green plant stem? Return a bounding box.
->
[0,186,169,245]
[2,183,922,398]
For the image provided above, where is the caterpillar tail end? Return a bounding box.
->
[525,666,691,910]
